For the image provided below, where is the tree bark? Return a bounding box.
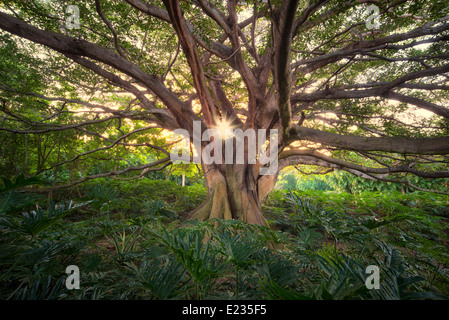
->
[186,164,278,226]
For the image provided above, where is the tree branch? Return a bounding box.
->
[286,125,449,155]
[279,149,449,178]
[162,0,216,125]
[26,157,172,192]
[0,11,193,130]
[95,0,127,58]
[272,0,301,139]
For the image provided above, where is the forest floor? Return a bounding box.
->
[1,178,448,300]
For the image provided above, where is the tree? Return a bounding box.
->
[0,0,448,226]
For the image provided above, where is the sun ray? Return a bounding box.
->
[214,117,235,140]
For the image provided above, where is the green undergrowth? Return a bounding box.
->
[0,179,448,300]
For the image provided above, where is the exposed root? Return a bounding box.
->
[187,182,231,222]
[186,184,268,227]
[186,166,274,227]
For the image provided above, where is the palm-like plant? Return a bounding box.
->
[10,276,66,300]
[1,200,90,237]
[106,229,141,263]
[370,245,447,300]
[154,227,225,299]
[213,227,262,299]
[125,257,187,299]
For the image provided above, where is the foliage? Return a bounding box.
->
[0,179,448,300]
[1,199,90,237]
[153,227,225,299]
[106,229,141,263]
[124,257,187,300]
[276,169,449,194]
[0,174,50,193]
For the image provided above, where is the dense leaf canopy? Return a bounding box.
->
[0,0,448,194]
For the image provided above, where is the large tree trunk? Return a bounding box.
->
[187,164,278,226]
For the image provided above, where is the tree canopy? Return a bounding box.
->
[0,0,448,223]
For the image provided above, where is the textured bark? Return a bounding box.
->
[286,125,449,155]
[187,164,277,226]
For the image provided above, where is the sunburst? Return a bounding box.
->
[214,117,235,140]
